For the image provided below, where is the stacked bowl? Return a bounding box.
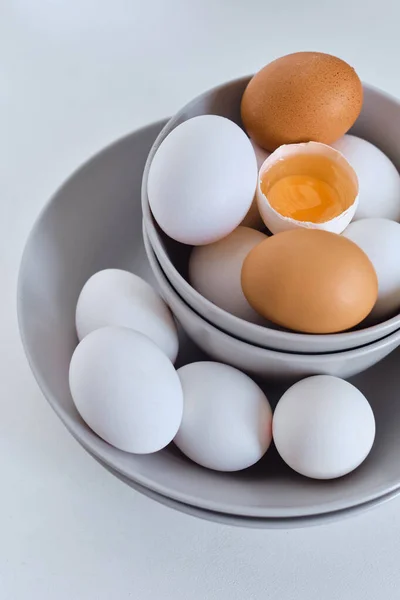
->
[18,55,400,527]
[142,76,400,380]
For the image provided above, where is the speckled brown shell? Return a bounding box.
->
[241,52,363,152]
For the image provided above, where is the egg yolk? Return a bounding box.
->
[260,153,357,224]
[267,175,341,223]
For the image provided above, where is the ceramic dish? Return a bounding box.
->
[17,120,400,523]
[90,451,399,529]
[142,78,400,354]
[143,225,400,380]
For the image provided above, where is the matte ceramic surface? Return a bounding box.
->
[144,227,400,380]
[17,119,400,522]
[90,450,400,529]
[142,78,400,354]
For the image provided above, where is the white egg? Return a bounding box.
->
[174,362,272,471]
[189,226,267,323]
[343,218,400,320]
[273,375,375,480]
[75,269,178,362]
[147,115,258,245]
[69,327,183,454]
[332,134,400,221]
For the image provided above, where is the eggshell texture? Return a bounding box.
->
[174,362,272,472]
[343,218,400,320]
[147,115,258,245]
[241,52,363,151]
[75,269,179,363]
[273,376,375,479]
[256,142,359,234]
[241,229,378,334]
[331,135,400,221]
[189,226,267,323]
[69,327,183,454]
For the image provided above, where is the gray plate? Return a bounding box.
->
[17,119,400,522]
[89,450,399,529]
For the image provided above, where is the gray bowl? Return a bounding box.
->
[143,225,400,380]
[142,77,400,353]
[17,119,400,524]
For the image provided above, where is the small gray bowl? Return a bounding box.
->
[143,224,400,381]
[142,77,400,353]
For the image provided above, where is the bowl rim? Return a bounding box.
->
[141,78,400,350]
[90,450,400,528]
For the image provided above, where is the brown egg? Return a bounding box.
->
[240,196,265,230]
[241,229,377,334]
[241,52,363,151]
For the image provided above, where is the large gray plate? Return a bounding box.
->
[90,451,399,529]
[17,119,400,522]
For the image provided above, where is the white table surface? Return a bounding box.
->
[2,1,400,598]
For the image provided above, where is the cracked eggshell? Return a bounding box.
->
[256,142,359,235]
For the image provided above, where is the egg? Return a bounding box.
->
[75,269,179,363]
[69,327,183,454]
[174,362,272,472]
[273,376,375,479]
[250,138,271,170]
[241,52,363,152]
[331,134,400,221]
[343,218,400,320]
[189,226,267,322]
[241,140,271,230]
[240,198,265,230]
[241,229,378,333]
[147,115,258,245]
[256,142,359,234]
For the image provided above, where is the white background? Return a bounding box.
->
[2,1,400,598]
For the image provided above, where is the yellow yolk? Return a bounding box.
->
[267,175,341,223]
[259,152,357,225]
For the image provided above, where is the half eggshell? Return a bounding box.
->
[256,142,359,234]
